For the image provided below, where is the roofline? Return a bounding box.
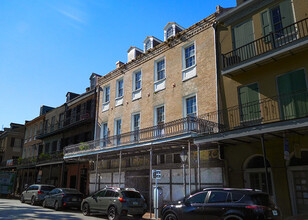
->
[143,36,163,44]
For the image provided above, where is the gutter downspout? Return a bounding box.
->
[213,21,220,128]
[94,85,100,140]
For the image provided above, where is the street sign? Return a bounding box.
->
[152,169,161,179]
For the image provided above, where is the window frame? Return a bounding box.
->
[183,94,197,117]
[182,42,196,70]
[103,85,110,104]
[154,57,166,82]
[133,70,142,92]
[116,78,124,99]
[154,105,165,126]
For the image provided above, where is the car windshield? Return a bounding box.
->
[251,194,275,207]
[41,186,55,191]
[62,189,80,194]
[122,191,142,198]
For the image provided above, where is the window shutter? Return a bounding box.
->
[261,10,272,38]
[279,0,294,28]
[239,83,260,122]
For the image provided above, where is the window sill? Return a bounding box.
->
[154,78,166,93]
[102,102,110,112]
[182,65,197,81]
[132,89,142,101]
[115,97,124,107]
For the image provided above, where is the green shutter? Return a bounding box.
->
[239,83,261,122]
[232,19,255,60]
[279,0,295,28]
[277,69,308,119]
[261,10,272,37]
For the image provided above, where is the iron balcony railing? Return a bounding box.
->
[18,151,64,166]
[64,90,308,157]
[64,116,219,156]
[199,90,308,131]
[222,17,308,69]
[38,111,92,137]
[0,159,18,168]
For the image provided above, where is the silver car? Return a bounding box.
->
[81,187,147,220]
[20,184,55,205]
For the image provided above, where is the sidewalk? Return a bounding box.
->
[284,214,308,220]
[142,212,161,220]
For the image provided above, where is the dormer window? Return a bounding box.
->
[164,22,185,41]
[166,27,173,39]
[145,40,152,51]
[143,36,162,52]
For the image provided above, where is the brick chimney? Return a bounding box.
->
[116,61,124,69]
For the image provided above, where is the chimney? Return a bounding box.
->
[116,61,124,69]
[216,5,224,14]
[86,87,90,92]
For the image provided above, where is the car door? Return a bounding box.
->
[182,191,208,220]
[101,190,115,212]
[91,190,106,211]
[24,186,33,200]
[203,191,230,220]
[48,189,58,207]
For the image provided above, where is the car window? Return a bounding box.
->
[121,191,142,198]
[187,192,207,204]
[49,189,57,194]
[208,191,228,203]
[251,194,275,207]
[27,186,34,190]
[32,186,39,190]
[62,189,80,194]
[41,186,55,191]
[231,192,245,202]
[96,190,106,197]
[105,190,115,197]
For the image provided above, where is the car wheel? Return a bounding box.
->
[108,206,118,220]
[20,195,25,203]
[164,213,178,220]
[54,201,60,211]
[42,200,47,208]
[30,196,36,206]
[82,203,90,216]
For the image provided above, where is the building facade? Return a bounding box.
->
[64,13,224,206]
[195,0,308,217]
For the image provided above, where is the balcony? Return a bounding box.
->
[37,111,93,138]
[64,116,219,158]
[222,17,308,75]
[18,152,64,167]
[0,159,18,169]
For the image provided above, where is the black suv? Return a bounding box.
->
[162,188,282,220]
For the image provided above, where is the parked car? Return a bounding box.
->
[42,188,83,210]
[162,188,282,220]
[81,187,147,220]
[20,184,55,205]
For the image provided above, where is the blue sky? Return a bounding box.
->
[0,0,236,129]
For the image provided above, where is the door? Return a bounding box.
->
[233,19,255,61]
[277,69,308,120]
[126,170,149,205]
[238,83,261,123]
[203,191,229,220]
[183,191,208,220]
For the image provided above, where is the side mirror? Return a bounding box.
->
[184,200,191,207]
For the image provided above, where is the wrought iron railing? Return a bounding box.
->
[0,159,18,168]
[64,91,308,157]
[64,116,219,156]
[18,151,64,166]
[222,17,308,69]
[37,111,92,137]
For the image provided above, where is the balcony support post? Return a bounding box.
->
[149,147,153,219]
[261,134,270,194]
[197,144,201,191]
[118,151,122,187]
[188,140,191,195]
[60,161,64,187]
[49,164,52,184]
[95,154,98,191]
[76,158,80,190]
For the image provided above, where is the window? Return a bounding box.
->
[145,40,152,51]
[154,105,165,137]
[115,119,121,145]
[157,59,165,81]
[208,191,229,203]
[187,192,207,204]
[105,190,115,197]
[156,106,165,125]
[101,123,108,147]
[238,83,261,122]
[154,58,166,92]
[50,116,55,131]
[116,79,124,98]
[134,71,142,91]
[104,86,110,103]
[132,113,140,142]
[102,85,110,112]
[184,44,195,69]
[173,153,181,163]
[166,27,173,39]
[10,137,15,147]
[45,143,50,154]
[185,95,197,117]
[277,69,308,120]
[158,154,165,164]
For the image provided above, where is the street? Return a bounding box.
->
[0,198,145,220]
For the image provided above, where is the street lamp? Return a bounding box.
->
[180,148,188,198]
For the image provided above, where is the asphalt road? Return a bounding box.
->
[0,198,142,220]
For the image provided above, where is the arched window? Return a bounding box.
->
[244,155,274,196]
